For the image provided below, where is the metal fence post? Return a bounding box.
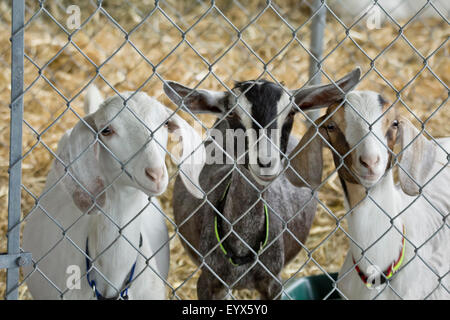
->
[6,0,25,300]
[307,0,326,122]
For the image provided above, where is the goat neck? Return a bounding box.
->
[342,170,405,272]
[86,183,147,298]
[218,167,268,260]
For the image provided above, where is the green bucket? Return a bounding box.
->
[282,272,341,300]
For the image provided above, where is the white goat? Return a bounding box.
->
[329,0,449,24]
[22,86,205,299]
[289,90,449,299]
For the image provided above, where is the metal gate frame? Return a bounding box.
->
[1,0,31,301]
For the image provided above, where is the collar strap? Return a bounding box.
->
[353,225,406,288]
[85,233,143,300]
[214,179,270,266]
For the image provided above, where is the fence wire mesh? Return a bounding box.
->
[0,0,449,300]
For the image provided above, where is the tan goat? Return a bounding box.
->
[288,90,450,299]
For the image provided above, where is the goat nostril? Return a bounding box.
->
[145,167,164,182]
[359,155,380,168]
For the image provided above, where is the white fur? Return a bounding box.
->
[275,92,293,132]
[330,0,449,24]
[84,85,104,115]
[337,91,450,299]
[22,88,205,299]
[344,91,389,187]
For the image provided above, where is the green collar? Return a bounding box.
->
[214,179,270,266]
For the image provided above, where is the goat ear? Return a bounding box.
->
[292,67,361,111]
[167,112,206,199]
[163,81,227,115]
[396,116,437,196]
[57,115,106,213]
[84,85,104,115]
[286,116,327,189]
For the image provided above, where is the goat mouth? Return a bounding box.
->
[249,169,279,184]
[353,171,381,185]
[135,179,164,196]
[257,174,278,181]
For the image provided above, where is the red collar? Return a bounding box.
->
[352,225,406,288]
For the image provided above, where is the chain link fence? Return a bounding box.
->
[1,0,448,300]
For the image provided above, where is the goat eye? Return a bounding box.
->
[101,126,113,136]
[164,120,169,127]
[326,123,336,131]
[392,120,399,128]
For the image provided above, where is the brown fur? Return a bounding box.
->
[318,97,399,185]
[299,93,436,198]
[173,123,318,300]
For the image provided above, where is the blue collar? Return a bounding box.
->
[85,234,142,300]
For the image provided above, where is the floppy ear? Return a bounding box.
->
[396,116,437,196]
[56,115,106,213]
[166,112,206,199]
[291,68,361,111]
[163,81,227,115]
[286,116,327,189]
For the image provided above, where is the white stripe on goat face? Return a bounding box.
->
[344,91,389,187]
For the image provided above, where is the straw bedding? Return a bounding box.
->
[0,1,448,299]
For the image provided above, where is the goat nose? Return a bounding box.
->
[257,158,272,168]
[359,154,380,169]
[145,167,164,182]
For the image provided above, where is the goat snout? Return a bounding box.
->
[359,154,380,169]
[145,167,164,183]
[257,158,273,168]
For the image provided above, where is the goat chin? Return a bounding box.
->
[247,164,283,186]
[354,172,383,188]
[249,170,279,186]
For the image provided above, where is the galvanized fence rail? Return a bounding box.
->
[4,0,27,300]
